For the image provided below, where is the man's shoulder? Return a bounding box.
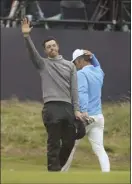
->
[77,70,86,77]
[94,66,104,76]
[63,59,73,64]
[84,65,104,74]
[63,59,74,68]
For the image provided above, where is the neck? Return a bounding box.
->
[48,55,62,60]
[83,61,91,67]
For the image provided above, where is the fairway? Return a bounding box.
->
[1,158,130,184]
[2,170,130,184]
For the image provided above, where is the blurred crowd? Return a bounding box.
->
[0,0,130,32]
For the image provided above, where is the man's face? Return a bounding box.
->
[74,58,84,70]
[44,40,59,58]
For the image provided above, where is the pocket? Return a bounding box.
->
[64,105,75,120]
[42,105,53,125]
[95,116,104,128]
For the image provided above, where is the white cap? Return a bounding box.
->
[71,49,84,62]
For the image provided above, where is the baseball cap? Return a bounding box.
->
[71,49,84,62]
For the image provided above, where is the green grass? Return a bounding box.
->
[2,170,130,184]
[1,99,130,183]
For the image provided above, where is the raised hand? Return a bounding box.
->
[21,17,33,36]
[83,50,93,58]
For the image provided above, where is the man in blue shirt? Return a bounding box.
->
[61,49,110,172]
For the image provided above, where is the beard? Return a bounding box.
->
[48,50,58,58]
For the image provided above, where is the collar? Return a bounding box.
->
[82,64,93,69]
[48,55,63,61]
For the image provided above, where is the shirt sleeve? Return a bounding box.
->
[91,54,101,68]
[71,64,80,112]
[77,71,89,112]
[24,35,44,69]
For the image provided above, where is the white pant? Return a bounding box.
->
[61,114,110,172]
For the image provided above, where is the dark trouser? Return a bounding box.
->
[42,101,76,172]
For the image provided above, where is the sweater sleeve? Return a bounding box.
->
[71,64,80,112]
[91,54,101,68]
[24,35,44,69]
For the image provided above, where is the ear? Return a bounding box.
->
[78,59,82,64]
[57,44,60,53]
[44,48,47,54]
[57,43,59,49]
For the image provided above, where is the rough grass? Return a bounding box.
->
[1,99,130,171]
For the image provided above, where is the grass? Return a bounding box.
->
[1,99,130,183]
[2,171,130,184]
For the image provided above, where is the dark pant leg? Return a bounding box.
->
[42,101,76,171]
[42,103,62,171]
[58,103,76,168]
[45,123,61,171]
[59,121,76,168]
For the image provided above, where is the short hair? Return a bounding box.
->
[42,36,58,48]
